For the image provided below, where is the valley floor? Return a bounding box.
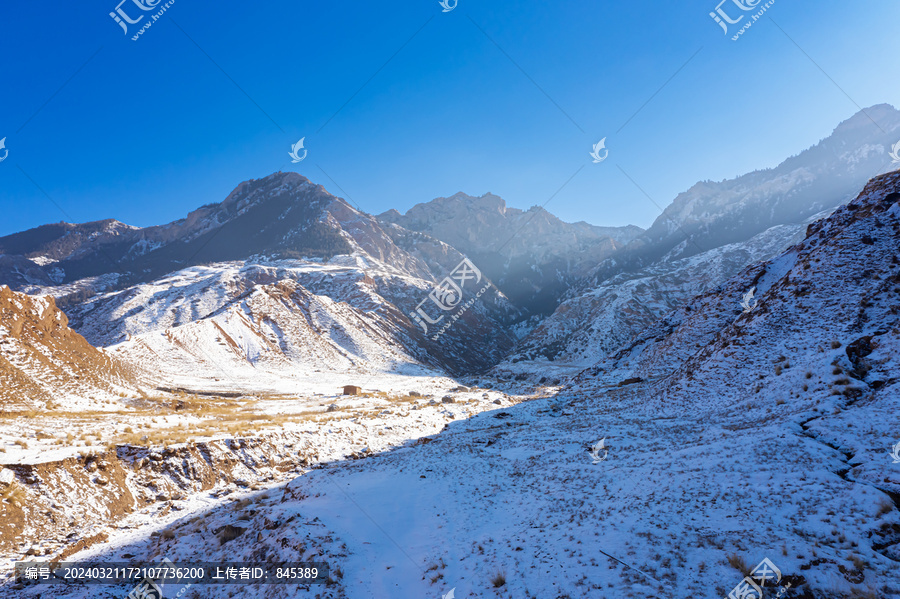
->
[3,373,898,599]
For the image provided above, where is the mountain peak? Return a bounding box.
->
[221,171,313,207]
[832,103,900,136]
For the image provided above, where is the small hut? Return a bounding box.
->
[342,385,362,396]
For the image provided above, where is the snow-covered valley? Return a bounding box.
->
[2,116,900,598]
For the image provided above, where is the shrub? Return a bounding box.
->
[491,571,506,588]
[849,554,868,571]
[216,525,246,545]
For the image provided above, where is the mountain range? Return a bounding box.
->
[3,105,900,599]
[1,105,899,405]
[9,167,898,599]
[500,103,900,370]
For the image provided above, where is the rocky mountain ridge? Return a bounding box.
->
[504,104,900,369]
[0,286,138,410]
[380,191,643,315]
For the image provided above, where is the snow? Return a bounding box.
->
[7,374,898,598]
[2,164,900,599]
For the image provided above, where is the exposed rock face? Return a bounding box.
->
[591,104,900,277]
[0,286,137,410]
[379,191,643,316]
[0,432,317,556]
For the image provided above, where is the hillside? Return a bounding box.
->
[100,259,506,389]
[509,104,900,368]
[505,216,817,367]
[0,286,138,410]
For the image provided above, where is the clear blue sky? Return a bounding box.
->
[1,0,899,236]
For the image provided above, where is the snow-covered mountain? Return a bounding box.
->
[593,104,900,277]
[3,106,899,395]
[580,168,900,403]
[8,173,520,382]
[506,215,824,367]
[507,105,900,369]
[1,173,387,289]
[380,192,643,316]
[71,256,514,388]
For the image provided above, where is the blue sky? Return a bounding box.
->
[1,0,899,236]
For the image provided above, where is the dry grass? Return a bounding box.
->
[726,554,751,576]
[849,554,868,571]
[0,481,26,507]
[216,525,246,545]
[847,585,881,598]
[1,387,398,452]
